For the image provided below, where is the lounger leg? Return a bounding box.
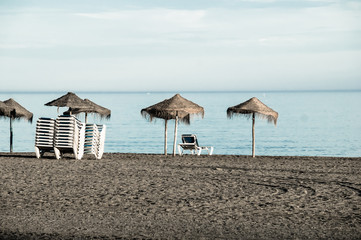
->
[35,147,40,158]
[197,148,202,156]
[209,147,214,155]
[54,147,61,160]
[178,145,182,156]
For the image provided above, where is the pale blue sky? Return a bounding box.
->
[1,0,360,92]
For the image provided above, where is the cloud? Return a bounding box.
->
[1,1,360,91]
[1,3,360,51]
[75,12,126,20]
[75,9,207,29]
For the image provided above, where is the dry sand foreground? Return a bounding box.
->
[0,152,360,239]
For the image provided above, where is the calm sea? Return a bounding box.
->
[0,91,360,157]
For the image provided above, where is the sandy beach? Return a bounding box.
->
[0,152,360,239]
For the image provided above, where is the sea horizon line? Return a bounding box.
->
[0,89,360,94]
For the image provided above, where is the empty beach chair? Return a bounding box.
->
[178,134,213,156]
[54,115,85,160]
[35,118,55,158]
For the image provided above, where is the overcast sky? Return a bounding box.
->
[1,0,360,92]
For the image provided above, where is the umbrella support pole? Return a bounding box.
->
[252,113,255,158]
[173,114,178,156]
[164,120,168,155]
[10,118,13,153]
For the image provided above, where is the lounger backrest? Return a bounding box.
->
[181,134,199,146]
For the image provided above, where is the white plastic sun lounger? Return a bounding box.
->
[96,124,106,159]
[84,123,106,159]
[35,118,55,158]
[84,124,99,156]
[53,115,85,160]
[178,134,213,156]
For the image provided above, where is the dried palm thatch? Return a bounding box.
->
[3,98,33,122]
[141,94,204,156]
[46,93,111,122]
[227,97,278,157]
[1,98,33,152]
[141,94,204,124]
[227,97,278,125]
[64,99,111,122]
[0,100,13,117]
[45,92,84,109]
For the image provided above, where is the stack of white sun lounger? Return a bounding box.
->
[84,123,106,159]
[84,124,99,156]
[53,115,85,160]
[35,118,55,158]
[96,124,106,159]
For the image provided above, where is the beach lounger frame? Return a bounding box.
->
[35,118,56,158]
[84,124,106,159]
[53,115,85,160]
[178,134,213,156]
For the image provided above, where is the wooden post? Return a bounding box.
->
[85,113,88,124]
[173,113,179,156]
[164,119,168,155]
[252,113,255,158]
[10,118,13,153]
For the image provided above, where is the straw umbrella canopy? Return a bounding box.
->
[45,92,85,113]
[64,99,111,123]
[46,93,111,123]
[1,98,33,152]
[0,100,12,116]
[141,94,204,156]
[227,97,278,157]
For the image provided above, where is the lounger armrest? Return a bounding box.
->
[179,143,197,146]
[179,143,197,150]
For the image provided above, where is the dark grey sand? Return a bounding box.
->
[1,152,360,239]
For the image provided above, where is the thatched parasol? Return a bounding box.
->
[1,98,33,152]
[45,92,85,113]
[141,94,204,156]
[64,99,111,123]
[227,97,278,157]
[46,93,111,123]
